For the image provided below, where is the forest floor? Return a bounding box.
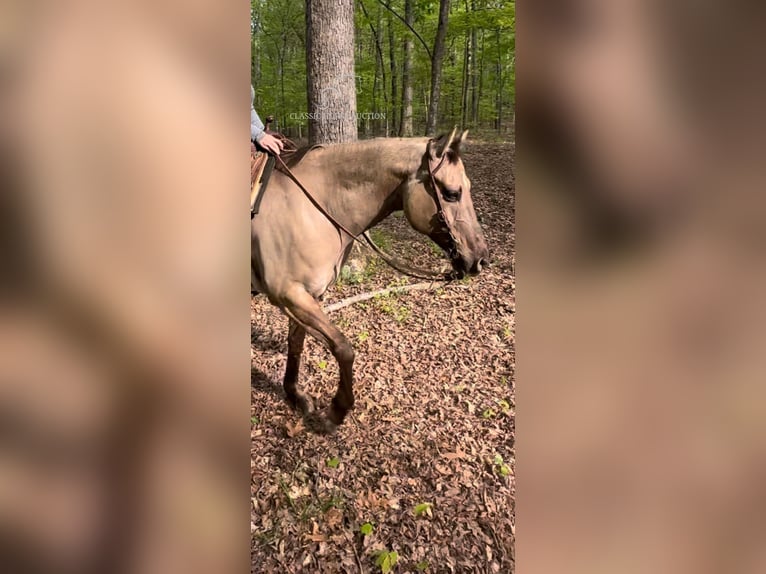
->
[251,142,515,574]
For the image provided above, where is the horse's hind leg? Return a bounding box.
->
[283,319,313,413]
[283,286,355,431]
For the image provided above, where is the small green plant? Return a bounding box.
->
[358,330,370,342]
[370,228,393,251]
[416,560,430,571]
[374,295,411,323]
[374,550,399,573]
[493,454,511,477]
[317,360,328,370]
[413,502,432,517]
[497,399,511,414]
[360,522,374,536]
[428,241,443,257]
[482,408,496,419]
[326,457,340,469]
[251,415,259,425]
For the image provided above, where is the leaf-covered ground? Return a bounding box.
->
[251,142,515,573]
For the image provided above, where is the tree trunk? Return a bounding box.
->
[305,0,357,144]
[477,29,485,128]
[495,27,502,132]
[387,11,397,137]
[460,24,469,129]
[399,0,414,137]
[470,0,479,125]
[425,0,451,136]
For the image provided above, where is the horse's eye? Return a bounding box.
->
[442,187,462,202]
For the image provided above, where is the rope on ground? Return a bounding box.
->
[322,281,443,313]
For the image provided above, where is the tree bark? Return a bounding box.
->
[425,0,451,136]
[387,11,397,136]
[305,0,357,144]
[399,0,414,137]
[470,0,479,125]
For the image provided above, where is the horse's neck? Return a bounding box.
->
[293,139,427,235]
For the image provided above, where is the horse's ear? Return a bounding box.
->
[450,129,469,155]
[430,127,458,159]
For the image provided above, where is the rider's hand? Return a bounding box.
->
[258,133,284,156]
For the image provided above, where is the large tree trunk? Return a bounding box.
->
[425,0,451,136]
[305,0,357,144]
[399,0,414,137]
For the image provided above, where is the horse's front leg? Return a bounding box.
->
[283,285,355,432]
[283,319,314,414]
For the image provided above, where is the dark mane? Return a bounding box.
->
[280,144,324,170]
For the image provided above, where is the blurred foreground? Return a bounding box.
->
[520,1,766,573]
[0,2,249,573]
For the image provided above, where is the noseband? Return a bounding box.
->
[425,146,462,262]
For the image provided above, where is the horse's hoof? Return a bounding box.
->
[286,393,314,414]
[304,411,338,435]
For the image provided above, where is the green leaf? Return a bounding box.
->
[500,464,511,477]
[483,408,496,419]
[250,416,259,425]
[326,457,340,469]
[413,502,432,517]
[360,522,373,536]
[375,550,399,573]
[318,360,328,370]
[494,454,504,466]
[416,560,430,571]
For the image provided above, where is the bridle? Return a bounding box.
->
[271,138,462,281]
[424,148,462,263]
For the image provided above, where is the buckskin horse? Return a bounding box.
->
[252,129,489,432]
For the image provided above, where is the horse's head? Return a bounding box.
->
[403,129,490,277]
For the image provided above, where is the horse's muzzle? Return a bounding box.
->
[453,254,487,277]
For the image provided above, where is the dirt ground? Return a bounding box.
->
[251,142,515,573]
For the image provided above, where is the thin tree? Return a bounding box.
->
[425,0,451,135]
[399,0,414,136]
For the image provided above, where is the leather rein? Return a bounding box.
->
[272,140,459,282]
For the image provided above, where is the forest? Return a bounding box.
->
[251,0,515,139]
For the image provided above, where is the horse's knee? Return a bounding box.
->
[334,341,355,365]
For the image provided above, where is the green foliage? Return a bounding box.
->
[413,502,433,517]
[358,330,370,342]
[252,0,515,136]
[317,360,328,370]
[370,228,393,251]
[251,415,259,425]
[416,560,430,572]
[326,457,340,469]
[375,550,399,573]
[374,291,411,323]
[360,522,374,535]
[493,454,511,477]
